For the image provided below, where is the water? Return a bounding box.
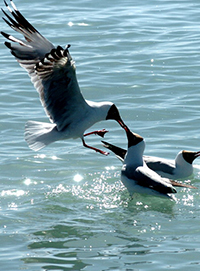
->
[1,0,200,270]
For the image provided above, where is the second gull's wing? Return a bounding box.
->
[122,164,176,194]
[144,156,175,175]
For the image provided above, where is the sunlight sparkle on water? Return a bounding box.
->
[182,193,194,206]
[1,189,25,197]
[34,154,46,159]
[51,155,59,160]
[24,178,31,186]
[78,23,89,26]
[73,174,83,183]
[68,22,88,27]
[68,22,74,27]
[105,166,115,170]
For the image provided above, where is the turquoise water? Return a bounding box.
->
[1,0,200,270]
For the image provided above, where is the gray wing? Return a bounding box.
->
[144,155,175,175]
[131,166,196,190]
[122,165,176,194]
[1,1,87,130]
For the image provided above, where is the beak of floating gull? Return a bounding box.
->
[182,150,200,164]
[195,151,200,157]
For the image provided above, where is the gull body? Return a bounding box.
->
[115,129,196,199]
[1,1,128,155]
[121,131,176,199]
[102,141,200,179]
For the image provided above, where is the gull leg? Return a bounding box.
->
[84,129,108,138]
[82,138,109,156]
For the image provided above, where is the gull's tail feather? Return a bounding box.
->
[25,121,62,151]
[170,180,197,189]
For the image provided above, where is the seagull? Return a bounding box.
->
[115,129,197,199]
[102,141,200,179]
[1,0,128,155]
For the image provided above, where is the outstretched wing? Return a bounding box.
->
[1,1,54,85]
[1,0,87,130]
[35,45,87,130]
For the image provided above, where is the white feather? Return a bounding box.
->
[25,121,63,151]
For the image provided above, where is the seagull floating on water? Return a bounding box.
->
[1,0,128,155]
[116,129,196,199]
[102,141,200,179]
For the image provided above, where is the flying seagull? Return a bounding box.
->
[1,0,128,155]
[117,129,197,199]
[102,141,200,179]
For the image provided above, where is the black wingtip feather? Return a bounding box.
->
[2,6,20,28]
[64,48,70,57]
[11,50,17,57]
[56,46,64,57]
[3,0,39,34]
[1,31,9,39]
[4,0,8,7]
[48,49,59,60]
[2,16,12,27]
[4,41,12,49]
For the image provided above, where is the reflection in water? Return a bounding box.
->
[21,168,178,270]
[23,222,149,271]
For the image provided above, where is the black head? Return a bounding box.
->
[126,129,144,148]
[182,150,200,164]
[106,104,128,130]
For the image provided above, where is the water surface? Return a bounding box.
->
[1,0,200,270]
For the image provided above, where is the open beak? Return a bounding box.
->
[117,118,129,132]
[194,151,200,158]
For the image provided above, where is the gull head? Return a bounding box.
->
[181,150,200,164]
[125,129,144,148]
[106,104,128,130]
[124,129,145,164]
